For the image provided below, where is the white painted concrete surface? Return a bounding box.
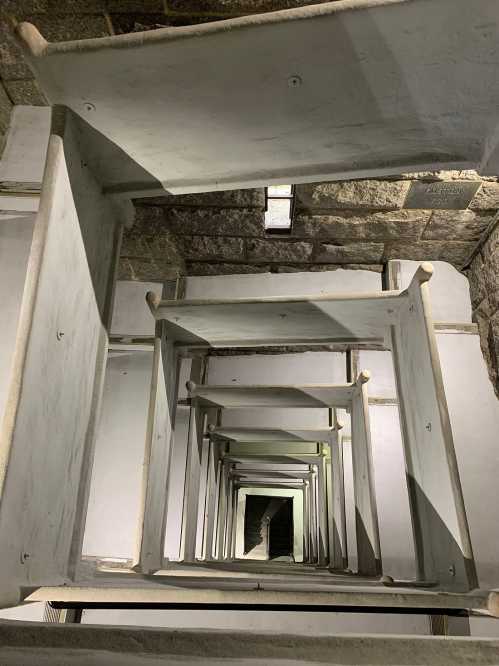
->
[437,333,499,588]
[83,351,153,559]
[17,0,499,192]
[0,217,34,424]
[394,261,472,323]
[185,270,381,300]
[0,106,50,185]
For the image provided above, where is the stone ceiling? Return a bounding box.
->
[0,0,497,395]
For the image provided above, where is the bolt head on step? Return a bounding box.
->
[186,380,197,392]
[207,423,216,433]
[415,261,434,283]
[358,369,371,384]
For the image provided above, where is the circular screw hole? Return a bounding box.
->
[83,102,96,112]
[56,331,64,341]
[288,75,302,88]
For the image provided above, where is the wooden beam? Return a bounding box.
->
[350,371,382,577]
[215,461,229,560]
[209,426,336,444]
[187,382,355,409]
[391,263,477,591]
[28,582,496,615]
[200,439,218,561]
[133,328,178,573]
[316,454,329,567]
[180,359,206,563]
[147,291,403,348]
[0,107,121,606]
[327,429,348,570]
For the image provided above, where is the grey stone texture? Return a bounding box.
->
[166,0,334,16]
[0,81,12,137]
[182,235,245,261]
[296,180,411,211]
[467,223,499,397]
[422,210,494,241]
[3,78,46,105]
[294,210,430,240]
[316,242,384,264]
[383,241,476,266]
[469,182,499,210]
[135,188,265,209]
[247,239,313,263]
[164,207,265,237]
[186,262,271,276]
[119,209,185,280]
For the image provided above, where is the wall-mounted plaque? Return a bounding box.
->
[403,180,480,210]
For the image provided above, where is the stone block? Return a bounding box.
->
[467,253,487,310]
[315,242,384,264]
[2,0,48,14]
[309,263,384,273]
[470,182,499,210]
[165,207,264,237]
[293,209,429,240]
[399,170,486,182]
[121,224,184,266]
[482,246,499,314]
[3,79,47,106]
[182,235,244,261]
[479,309,499,397]
[107,0,164,12]
[482,222,499,257]
[295,180,410,211]
[166,0,332,16]
[422,210,493,241]
[46,0,107,12]
[472,310,492,373]
[22,13,110,41]
[383,241,475,267]
[0,82,12,137]
[110,13,169,33]
[135,188,265,208]
[185,262,270,276]
[246,238,313,263]
[0,21,32,80]
[118,256,184,281]
[274,263,383,273]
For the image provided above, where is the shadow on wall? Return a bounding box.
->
[406,477,477,591]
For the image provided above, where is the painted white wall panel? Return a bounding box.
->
[357,351,397,399]
[0,106,50,184]
[84,351,153,559]
[369,406,416,580]
[394,261,472,324]
[0,217,34,422]
[207,352,346,386]
[111,281,162,337]
[437,333,499,588]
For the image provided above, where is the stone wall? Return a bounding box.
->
[126,172,498,279]
[467,222,499,397]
